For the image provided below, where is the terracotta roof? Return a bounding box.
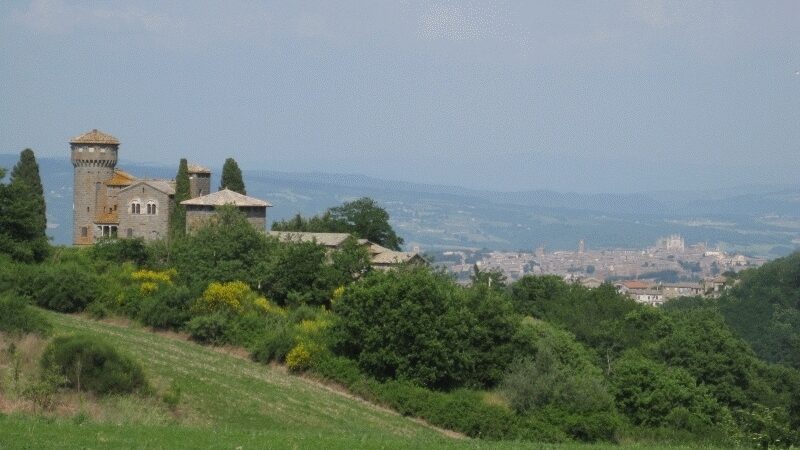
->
[96,211,119,224]
[119,179,176,196]
[268,231,352,247]
[70,129,120,145]
[187,163,211,174]
[182,189,271,207]
[622,280,654,290]
[104,169,137,186]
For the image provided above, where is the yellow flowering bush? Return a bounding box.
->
[193,281,253,315]
[253,297,287,317]
[285,343,312,372]
[139,282,158,295]
[331,286,346,304]
[131,269,176,284]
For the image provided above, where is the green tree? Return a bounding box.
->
[220,158,246,194]
[0,149,49,262]
[329,197,404,250]
[171,205,270,289]
[333,266,517,389]
[610,351,724,430]
[170,159,190,240]
[272,197,404,250]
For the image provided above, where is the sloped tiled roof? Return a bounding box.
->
[96,211,119,224]
[621,280,654,290]
[182,189,271,207]
[119,179,176,196]
[70,129,120,145]
[268,231,351,247]
[104,169,137,186]
[187,163,211,174]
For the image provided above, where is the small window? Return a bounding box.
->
[86,206,90,212]
[126,228,133,238]
[81,227,88,237]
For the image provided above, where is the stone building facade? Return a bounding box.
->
[71,129,270,245]
[182,189,271,232]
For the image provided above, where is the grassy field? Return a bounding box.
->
[0,312,725,449]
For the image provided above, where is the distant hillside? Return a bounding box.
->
[1,154,798,256]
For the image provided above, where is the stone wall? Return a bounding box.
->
[185,205,266,233]
[118,183,173,241]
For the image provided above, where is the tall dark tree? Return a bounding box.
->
[10,149,46,238]
[170,159,190,240]
[0,149,49,262]
[220,158,246,194]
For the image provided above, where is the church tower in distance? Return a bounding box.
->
[70,129,119,245]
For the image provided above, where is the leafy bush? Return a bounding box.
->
[185,313,230,345]
[610,351,724,429]
[251,324,295,363]
[40,334,148,395]
[286,343,313,372]
[25,264,98,313]
[334,266,519,389]
[89,238,149,266]
[0,295,51,336]
[137,285,192,330]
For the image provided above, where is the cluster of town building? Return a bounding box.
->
[69,129,421,269]
[441,234,765,306]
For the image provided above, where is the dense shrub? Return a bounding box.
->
[610,351,725,429]
[24,263,98,313]
[40,334,148,395]
[251,324,295,363]
[286,343,313,372]
[334,266,519,389]
[0,294,51,335]
[137,285,193,330]
[89,238,149,266]
[185,313,230,345]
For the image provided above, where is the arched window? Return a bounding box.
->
[146,201,157,215]
[131,201,141,214]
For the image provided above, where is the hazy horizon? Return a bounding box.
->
[2,1,798,193]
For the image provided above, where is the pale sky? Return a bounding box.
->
[1,1,798,193]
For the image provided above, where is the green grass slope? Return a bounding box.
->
[0,312,724,450]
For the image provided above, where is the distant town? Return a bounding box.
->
[434,234,766,306]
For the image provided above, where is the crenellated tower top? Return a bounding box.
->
[70,129,119,168]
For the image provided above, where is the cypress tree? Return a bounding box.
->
[10,149,46,237]
[219,158,246,194]
[0,149,49,262]
[170,159,190,240]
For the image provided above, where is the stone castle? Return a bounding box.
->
[71,129,270,245]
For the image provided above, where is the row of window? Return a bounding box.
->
[130,201,157,215]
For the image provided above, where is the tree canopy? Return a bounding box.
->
[0,149,49,262]
[272,197,404,250]
[220,158,246,194]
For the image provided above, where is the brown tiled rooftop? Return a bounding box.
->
[104,169,137,186]
[181,189,271,207]
[70,129,120,145]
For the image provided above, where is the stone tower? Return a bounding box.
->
[187,164,211,198]
[71,129,120,245]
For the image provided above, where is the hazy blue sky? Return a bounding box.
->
[1,1,798,193]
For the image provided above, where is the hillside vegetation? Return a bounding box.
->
[2,151,800,448]
[2,311,469,449]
